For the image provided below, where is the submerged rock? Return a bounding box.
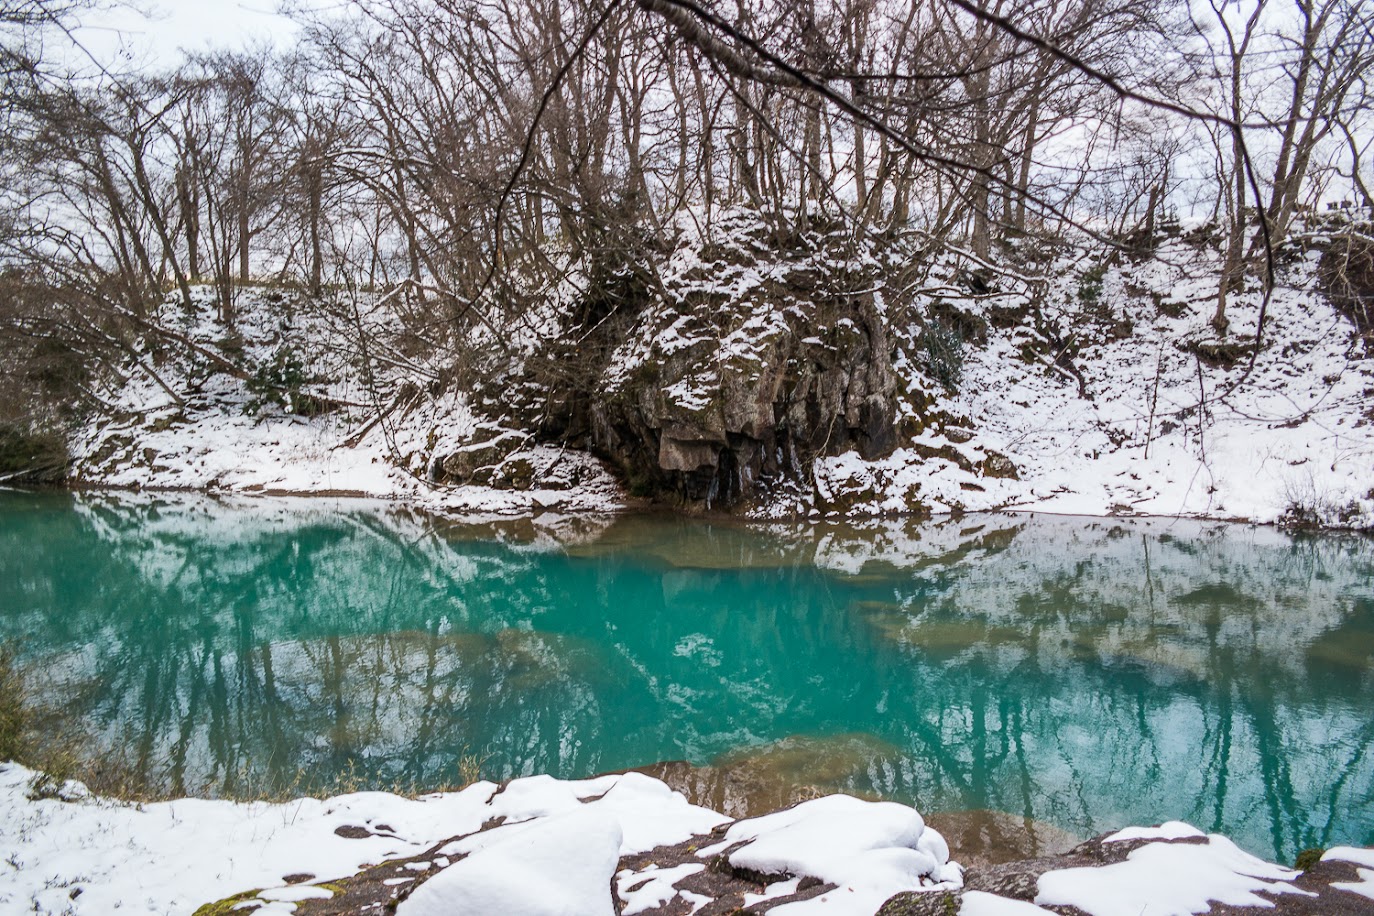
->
[920,810,1079,871]
[635,733,901,818]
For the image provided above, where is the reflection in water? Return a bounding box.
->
[1,491,1372,862]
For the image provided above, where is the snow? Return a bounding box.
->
[397,807,623,916]
[64,223,1374,536]
[0,760,500,915]
[0,762,721,916]
[0,755,962,916]
[2,758,1358,916]
[1035,834,1313,916]
[1325,846,1374,868]
[68,288,625,519]
[617,863,707,915]
[22,217,1374,915]
[1324,847,1374,902]
[779,237,1374,530]
[723,795,961,915]
[1332,871,1374,904]
[960,891,1057,915]
[1104,822,1206,843]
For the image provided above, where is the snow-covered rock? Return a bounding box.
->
[6,757,1370,916]
[397,807,622,916]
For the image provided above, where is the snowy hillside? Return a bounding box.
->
[808,228,1374,528]
[64,219,1374,531]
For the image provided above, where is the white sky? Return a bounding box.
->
[74,0,301,69]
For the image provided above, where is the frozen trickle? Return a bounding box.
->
[397,807,623,916]
[1035,834,1313,916]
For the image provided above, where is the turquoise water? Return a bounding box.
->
[1,491,1372,862]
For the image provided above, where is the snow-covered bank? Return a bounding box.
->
[798,231,1374,529]
[2,761,1371,916]
[63,226,1374,532]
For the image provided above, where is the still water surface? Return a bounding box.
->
[1,491,1372,862]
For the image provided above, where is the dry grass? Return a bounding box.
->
[0,644,27,762]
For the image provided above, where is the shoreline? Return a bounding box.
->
[15,478,1374,536]
[2,757,1371,916]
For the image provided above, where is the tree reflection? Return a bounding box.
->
[0,491,1371,861]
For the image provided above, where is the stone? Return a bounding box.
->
[439,429,527,484]
[592,286,901,508]
[980,451,1019,480]
[658,437,719,472]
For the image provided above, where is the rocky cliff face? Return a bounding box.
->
[583,214,904,508]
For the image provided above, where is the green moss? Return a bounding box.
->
[1295,847,1325,872]
[1078,262,1108,306]
[193,882,338,916]
[192,889,264,915]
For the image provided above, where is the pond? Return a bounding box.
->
[1,490,1371,864]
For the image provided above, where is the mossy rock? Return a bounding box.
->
[877,890,961,915]
[981,450,1019,480]
[489,456,537,490]
[911,441,976,473]
[147,411,186,433]
[193,889,264,915]
[440,430,526,483]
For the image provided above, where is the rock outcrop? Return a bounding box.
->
[585,213,903,508]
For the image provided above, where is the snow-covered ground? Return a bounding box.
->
[4,761,1365,916]
[806,235,1374,528]
[67,287,624,517]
